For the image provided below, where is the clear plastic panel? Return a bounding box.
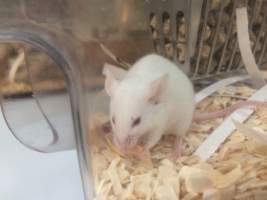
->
[23,45,75,152]
[1,93,57,152]
[0,43,69,152]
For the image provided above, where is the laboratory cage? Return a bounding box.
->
[0,0,266,199]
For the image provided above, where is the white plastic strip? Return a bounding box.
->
[8,49,25,83]
[234,120,267,145]
[195,75,249,103]
[194,84,267,161]
[236,7,266,88]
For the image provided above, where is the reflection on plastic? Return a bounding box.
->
[24,46,76,152]
[0,44,75,153]
[1,94,58,152]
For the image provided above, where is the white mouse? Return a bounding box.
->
[103,54,195,159]
[102,54,267,160]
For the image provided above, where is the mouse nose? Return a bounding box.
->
[121,135,138,152]
[119,139,129,151]
[113,136,127,153]
[113,136,121,148]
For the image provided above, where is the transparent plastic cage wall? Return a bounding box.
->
[0,0,266,199]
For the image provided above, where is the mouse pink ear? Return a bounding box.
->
[146,73,168,104]
[103,63,127,80]
[104,69,119,97]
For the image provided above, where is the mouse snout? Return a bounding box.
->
[124,135,138,150]
[114,135,137,153]
[113,135,127,152]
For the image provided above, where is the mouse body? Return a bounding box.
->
[103,55,267,160]
[103,54,195,158]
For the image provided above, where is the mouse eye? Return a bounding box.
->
[132,117,141,127]
[112,116,116,124]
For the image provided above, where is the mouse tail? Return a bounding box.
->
[193,100,267,122]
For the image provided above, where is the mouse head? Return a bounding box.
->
[104,68,168,152]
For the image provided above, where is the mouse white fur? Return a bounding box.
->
[103,54,195,158]
[103,54,267,159]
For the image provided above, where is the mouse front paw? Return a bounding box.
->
[140,151,151,161]
[168,149,182,161]
[133,146,152,161]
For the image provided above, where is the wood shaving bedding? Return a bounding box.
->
[89,79,267,200]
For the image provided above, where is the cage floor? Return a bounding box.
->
[89,70,267,200]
